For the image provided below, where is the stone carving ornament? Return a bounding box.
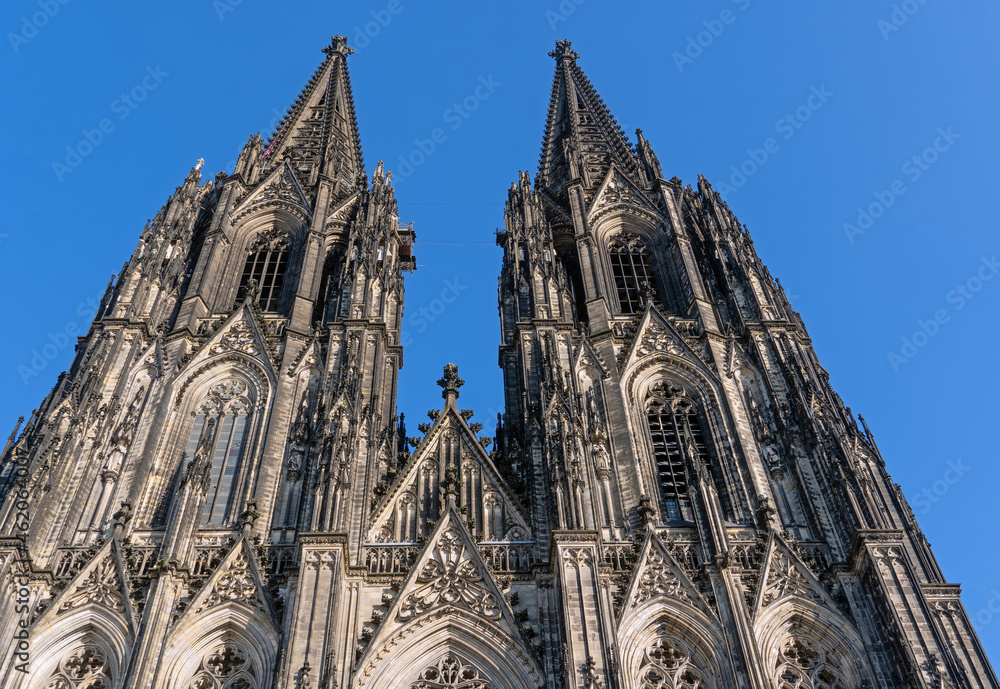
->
[639,633,712,689]
[44,644,112,689]
[633,549,691,607]
[410,655,491,689]
[761,550,824,608]
[59,554,125,614]
[638,322,683,357]
[399,527,500,621]
[773,636,846,689]
[211,322,259,356]
[186,643,258,689]
[194,551,267,616]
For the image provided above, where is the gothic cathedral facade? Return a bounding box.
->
[1,37,995,689]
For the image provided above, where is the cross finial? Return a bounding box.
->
[549,39,579,63]
[437,363,465,402]
[323,35,354,58]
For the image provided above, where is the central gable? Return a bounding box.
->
[367,404,529,545]
[356,504,544,689]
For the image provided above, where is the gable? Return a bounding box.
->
[173,535,276,630]
[232,162,312,224]
[619,529,715,624]
[367,405,529,544]
[588,164,662,220]
[753,533,836,618]
[357,503,543,687]
[619,305,716,380]
[37,539,135,634]
[174,302,278,405]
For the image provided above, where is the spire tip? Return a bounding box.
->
[549,39,579,62]
[323,35,354,58]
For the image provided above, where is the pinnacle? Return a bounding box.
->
[323,34,354,58]
[549,39,579,62]
[437,363,465,402]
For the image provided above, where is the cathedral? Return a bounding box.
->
[1,36,996,689]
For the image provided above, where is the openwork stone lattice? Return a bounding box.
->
[410,655,491,689]
[59,554,125,614]
[761,550,824,608]
[212,322,259,356]
[639,635,712,689]
[774,637,846,689]
[44,645,112,689]
[637,322,683,357]
[399,526,500,621]
[186,644,258,689]
[194,551,266,615]
[633,548,691,607]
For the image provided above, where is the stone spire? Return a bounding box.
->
[262,35,365,192]
[536,39,639,202]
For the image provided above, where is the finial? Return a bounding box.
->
[549,39,579,63]
[195,158,204,171]
[437,363,465,402]
[323,35,355,58]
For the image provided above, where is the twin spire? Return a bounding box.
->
[259,37,647,201]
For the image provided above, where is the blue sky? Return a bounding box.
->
[2,0,999,662]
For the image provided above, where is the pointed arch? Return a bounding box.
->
[617,600,734,689]
[354,614,543,689]
[620,320,753,526]
[239,229,290,311]
[225,183,311,314]
[755,600,873,689]
[158,605,278,689]
[21,605,132,689]
[628,368,720,524]
[588,207,686,316]
[607,231,656,314]
[142,355,274,529]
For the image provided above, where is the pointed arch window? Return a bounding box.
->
[645,383,708,522]
[186,380,253,526]
[608,232,656,315]
[239,231,290,311]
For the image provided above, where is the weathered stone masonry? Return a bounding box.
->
[1,36,995,689]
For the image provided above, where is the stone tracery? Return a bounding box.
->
[184,643,258,689]
[638,633,713,689]
[398,525,500,621]
[409,655,492,689]
[772,636,847,689]
[42,644,113,689]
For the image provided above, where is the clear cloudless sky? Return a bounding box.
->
[1,0,998,663]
